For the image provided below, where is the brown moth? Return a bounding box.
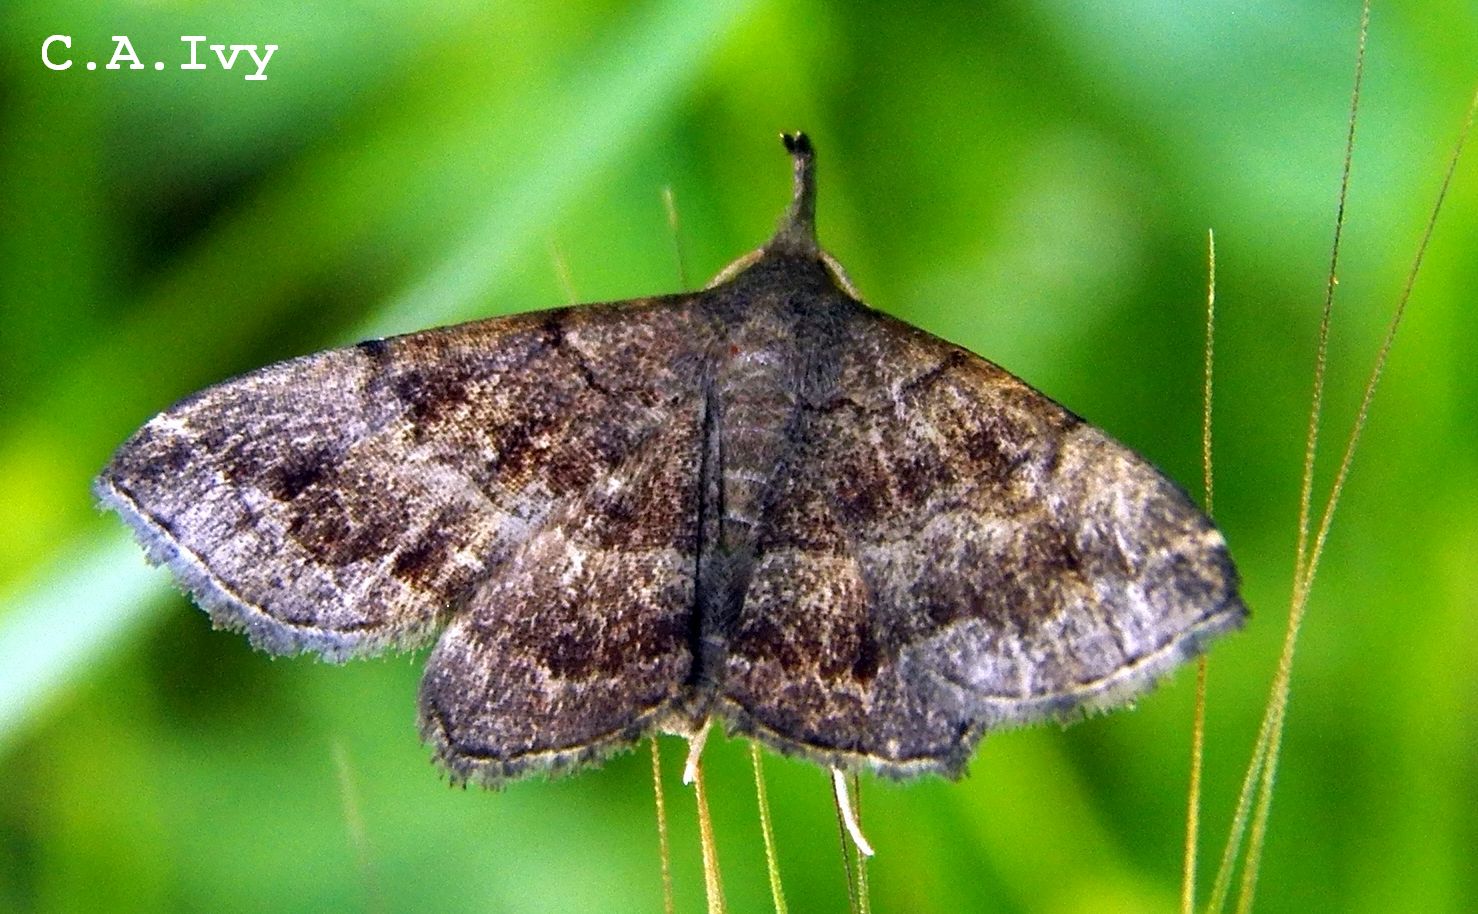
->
[95,133,1246,785]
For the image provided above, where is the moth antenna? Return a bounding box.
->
[771,132,820,254]
[683,718,712,785]
[831,768,875,857]
[831,774,859,914]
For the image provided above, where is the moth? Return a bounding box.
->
[96,133,1246,784]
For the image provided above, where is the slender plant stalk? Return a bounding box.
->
[1291,0,1369,590]
[749,744,789,914]
[1234,77,1478,914]
[332,742,384,914]
[651,739,676,914]
[1207,6,1370,908]
[1299,81,1477,623]
[1181,227,1217,914]
[664,186,690,289]
[549,239,578,304]
[1233,626,1301,912]
[1182,658,1210,913]
[693,756,727,914]
[652,186,685,914]
[1206,717,1270,912]
[850,773,872,914]
[1201,227,1218,522]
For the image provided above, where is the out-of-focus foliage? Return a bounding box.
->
[2,1,1474,911]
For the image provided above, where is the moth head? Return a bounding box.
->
[705,132,862,299]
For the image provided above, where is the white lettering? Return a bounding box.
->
[106,36,144,70]
[179,35,207,70]
[243,44,277,81]
[210,44,243,70]
[42,35,71,70]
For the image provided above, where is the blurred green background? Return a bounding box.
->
[2,1,1475,911]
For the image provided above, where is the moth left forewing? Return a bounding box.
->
[96,340,432,661]
[97,294,711,662]
[718,305,1245,777]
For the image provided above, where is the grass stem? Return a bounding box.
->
[750,743,789,914]
[651,739,675,914]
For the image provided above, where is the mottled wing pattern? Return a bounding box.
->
[718,308,1246,777]
[97,296,710,661]
[418,410,702,783]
